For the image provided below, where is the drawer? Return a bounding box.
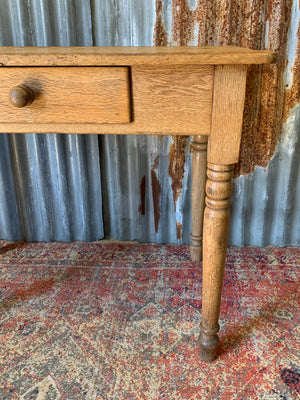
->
[0,67,131,124]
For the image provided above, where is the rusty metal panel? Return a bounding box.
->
[0,0,299,246]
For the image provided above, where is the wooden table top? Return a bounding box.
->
[0,46,277,66]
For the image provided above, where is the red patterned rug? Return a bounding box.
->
[0,241,299,399]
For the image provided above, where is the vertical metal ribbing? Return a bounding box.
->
[0,0,104,242]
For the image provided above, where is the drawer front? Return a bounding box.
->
[0,67,131,124]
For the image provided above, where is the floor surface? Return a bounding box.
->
[0,241,299,399]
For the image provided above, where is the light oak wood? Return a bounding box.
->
[198,64,247,361]
[0,46,277,66]
[0,67,131,124]
[131,65,213,135]
[190,135,208,262]
[199,163,234,362]
[208,65,248,164]
[0,65,214,135]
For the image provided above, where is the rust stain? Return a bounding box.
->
[283,10,300,121]
[139,175,146,216]
[236,0,294,175]
[153,0,168,46]
[172,0,195,45]
[152,155,159,170]
[176,221,183,240]
[153,0,169,141]
[168,136,189,210]
[171,0,214,46]
[153,0,299,177]
[151,169,161,233]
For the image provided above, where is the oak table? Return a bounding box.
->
[0,46,276,362]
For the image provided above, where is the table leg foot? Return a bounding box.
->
[199,323,220,362]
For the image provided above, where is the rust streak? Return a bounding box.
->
[197,1,217,46]
[168,136,189,210]
[139,175,146,216]
[154,0,168,46]
[283,10,300,121]
[151,169,161,233]
[235,0,294,176]
[154,0,168,141]
[172,0,195,45]
[176,221,183,240]
[152,155,159,170]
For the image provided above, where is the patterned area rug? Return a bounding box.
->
[0,241,299,400]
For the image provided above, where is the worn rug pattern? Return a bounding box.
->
[0,241,299,399]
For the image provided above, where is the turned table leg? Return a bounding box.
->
[190,135,208,262]
[199,163,234,362]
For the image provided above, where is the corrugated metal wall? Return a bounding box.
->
[0,0,299,246]
[0,0,104,242]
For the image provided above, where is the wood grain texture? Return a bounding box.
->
[0,67,130,124]
[0,46,277,66]
[0,65,214,135]
[208,65,248,164]
[199,163,234,362]
[190,135,208,262]
[130,65,213,135]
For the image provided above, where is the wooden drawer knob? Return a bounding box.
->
[9,85,34,108]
